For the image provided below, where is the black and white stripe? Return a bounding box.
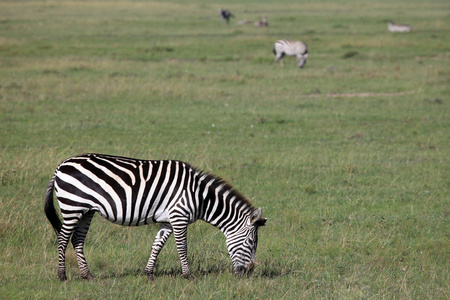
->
[273,39,308,68]
[388,22,413,33]
[45,153,266,281]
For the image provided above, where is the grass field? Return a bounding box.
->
[0,0,449,299]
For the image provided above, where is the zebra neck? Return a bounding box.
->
[197,173,253,234]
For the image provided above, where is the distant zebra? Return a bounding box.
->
[273,39,308,68]
[44,154,267,281]
[219,8,234,24]
[388,22,413,33]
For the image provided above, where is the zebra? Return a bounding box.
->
[273,39,308,68]
[388,22,413,33]
[219,8,234,24]
[44,153,267,281]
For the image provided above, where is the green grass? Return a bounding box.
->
[0,0,449,299]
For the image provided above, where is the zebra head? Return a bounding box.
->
[297,52,308,68]
[226,207,267,276]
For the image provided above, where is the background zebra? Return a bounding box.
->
[388,22,413,33]
[44,153,267,281]
[273,39,308,68]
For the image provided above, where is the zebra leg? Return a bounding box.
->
[296,54,306,68]
[57,216,82,281]
[71,211,95,280]
[144,223,173,281]
[171,220,192,279]
[274,53,282,66]
[275,53,285,66]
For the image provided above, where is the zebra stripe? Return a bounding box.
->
[44,153,266,281]
[273,39,308,68]
[388,22,413,33]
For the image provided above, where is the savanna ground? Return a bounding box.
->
[0,0,449,299]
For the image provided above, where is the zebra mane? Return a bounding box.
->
[196,168,256,212]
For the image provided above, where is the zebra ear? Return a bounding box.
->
[250,208,266,226]
[255,218,267,227]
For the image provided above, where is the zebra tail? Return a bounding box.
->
[44,173,62,236]
[272,46,276,55]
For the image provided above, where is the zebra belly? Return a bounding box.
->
[283,51,297,57]
[127,210,170,225]
[96,210,165,226]
[99,205,171,226]
[153,210,170,223]
[112,199,171,226]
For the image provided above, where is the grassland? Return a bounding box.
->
[0,0,449,299]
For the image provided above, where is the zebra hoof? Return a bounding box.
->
[58,271,67,282]
[182,273,194,280]
[145,272,154,281]
[81,273,95,280]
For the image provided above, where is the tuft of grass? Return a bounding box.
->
[305,184,317,195]
[342,50,360,59]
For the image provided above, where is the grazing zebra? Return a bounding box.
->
[388,22,413,33]
[219,8,234,24]
[44,153,267,281]
[273,39,308,68]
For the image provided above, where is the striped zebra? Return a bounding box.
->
[44,153,267,281]
[273,39,308,68]
[388,22,413,33]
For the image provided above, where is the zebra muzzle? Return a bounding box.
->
[235,262,254,276]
